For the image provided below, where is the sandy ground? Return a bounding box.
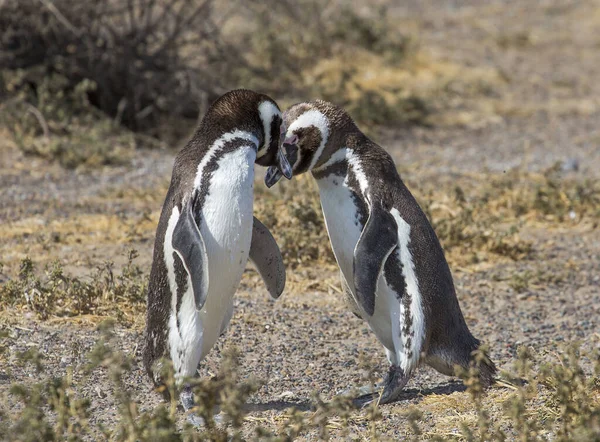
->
[1,0,599,440]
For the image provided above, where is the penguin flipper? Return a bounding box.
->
[353,206,398,316]
[249,216,286,299]
[172,198,210,311]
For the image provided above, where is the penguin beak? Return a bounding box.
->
[265,134,297,188]
[265,165,283,188]
[265,150,291,188]
[277,149,293,180]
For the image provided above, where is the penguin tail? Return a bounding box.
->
[465,339,498,389]
[474,351,497,388]
[425,337,498,389]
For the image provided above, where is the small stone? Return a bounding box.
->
[95,386,106,398]
[278,390,295,400]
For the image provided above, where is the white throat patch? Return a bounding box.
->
[287,109,330,169]
[194,130,258,190]
[257,101,281,159]
[312,147,347,174]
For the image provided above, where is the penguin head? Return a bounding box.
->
[255,99,292,180]
[265,100,355,188]
[202,89,292,179]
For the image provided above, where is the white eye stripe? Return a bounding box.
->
[286,109,329,170]
[257,101,281,158]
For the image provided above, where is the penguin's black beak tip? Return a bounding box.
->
[264,166,283,188]
[265,149,292,188]
[277,149,293,180]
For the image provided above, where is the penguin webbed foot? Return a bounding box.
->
[180,384,224,428]
[352,392,379,408]
[379,365,410,404]
[180,385,204,428]
[351,365,410,408]
[180,384,195,410]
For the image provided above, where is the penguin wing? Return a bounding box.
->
[353,205,398,316]
[249,216,286,299]
[172,197,210,311]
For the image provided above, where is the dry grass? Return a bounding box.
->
[0,251,146,323]
[253,164,600,272]
[0,326,598,441]
[2,163,598,318]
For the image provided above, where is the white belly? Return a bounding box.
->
[168,146,255,378]
[317,177,401,354]
[197,147,255,355]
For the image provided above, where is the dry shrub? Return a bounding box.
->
[410,165,600,266]
[255,175,335,269]
[1,70,137,169]
[0,251,146,322]
[446,345,600,441]
[0,0,418,134]
[1,326,598,440]
[0,0,228,133]
[0,0,508,170]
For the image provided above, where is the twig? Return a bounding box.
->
[36,0,82,36]
[14,325,34,332]
[25,104,49,138]
[327,283,342,294]
[495,379,519,391]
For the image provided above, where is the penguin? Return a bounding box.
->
[143,89,292,416]
[265,100,496,405]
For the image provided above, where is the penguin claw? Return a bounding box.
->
[352,392,380,409]
[339,383,381,398]
[343,366,410,408]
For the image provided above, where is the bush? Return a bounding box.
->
[0,0,420,139]
[1,327,598,440]
[0,0,229,133]
[0,251,146,321]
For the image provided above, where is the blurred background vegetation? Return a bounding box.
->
[0,0,503,168]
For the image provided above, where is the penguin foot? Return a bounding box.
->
[186,412,206,427]
[341,383,383,408]
[180,385,225,428]
[378,365,409,405]
[180,385,204,427]
[180,385,195,411]
[352,366,410,407]
[352,392,379,408]
[185,411,226,428]
[339,382,382,398]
